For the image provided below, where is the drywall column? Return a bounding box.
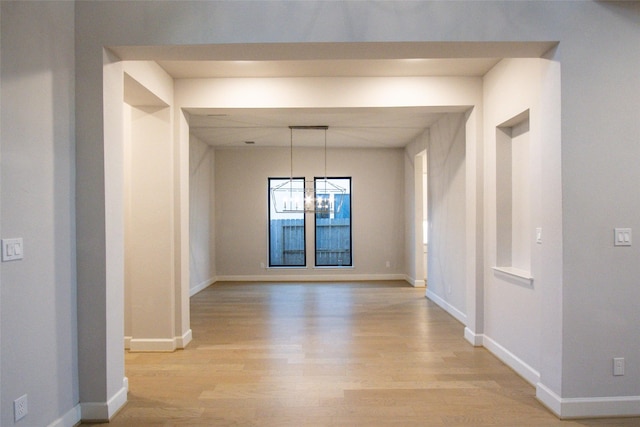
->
[174,110,192,345]
[482,58,562,404]
[127,105,177,351]
[463,107,485,345]
[76,49,127,421]
[535,56,563,414]
[413,150,426,287]
[189,134,216,295]
[422,153,429,281]
[404,130,429,286]
[122,63,191,352]
[124,104,133,347]
[1,3,78,426]
[426,113,468,323]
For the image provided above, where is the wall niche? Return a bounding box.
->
[494,109,533,284]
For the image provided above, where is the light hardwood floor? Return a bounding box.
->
[83,281,640,426]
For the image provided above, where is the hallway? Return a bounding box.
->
[84,282,639,426]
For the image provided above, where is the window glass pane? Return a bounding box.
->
[269,178,305,267]
[315,177,352,267]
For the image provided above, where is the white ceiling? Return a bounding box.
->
[185,106,467,149]
[114,42,554,148]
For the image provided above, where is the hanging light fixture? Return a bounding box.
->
[271,125,345,214]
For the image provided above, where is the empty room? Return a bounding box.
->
[1,2,639,426]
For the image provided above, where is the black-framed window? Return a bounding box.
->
[315,177,352,267]
[268,178,305,267]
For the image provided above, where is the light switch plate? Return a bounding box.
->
[2,238,24,261]
[614,228,632,246]
[613,357,625,376]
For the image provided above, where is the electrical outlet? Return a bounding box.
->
[14,394,28,422]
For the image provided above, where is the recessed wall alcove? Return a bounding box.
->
[494,109,532,284]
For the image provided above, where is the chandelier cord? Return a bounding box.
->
[272,126,344,214]
[290,127,293,181]
[324,127,327,180]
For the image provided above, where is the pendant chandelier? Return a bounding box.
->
[271,125,345,214]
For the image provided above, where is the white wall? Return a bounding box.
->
[426,114,468,321]
[0,2,78,426]
[189,134,215,294]
[127,105,177,348]
[3,2,639,426]
[404,130,429,286]
[69,0,640,422]
[175,77,480,110]
[557,7,640,407]
[215,147,405,280]
[124,103,133,346]
[173,74,482,286]
[122,62,192,352]
[483,59,549,386]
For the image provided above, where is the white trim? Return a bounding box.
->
[405,275,426,288]
[425,289,467,324]
[536,382,563,416]
[482,334,540,386]
[190,277,215,296]
[47,404,81,427]
[492,266,534,285]
[536,382,640,418]
[124,335,131,349]
[129,338,176,352]
[176,329,192,348]
[80,378,128,422]
[464,327,483,346]
[215,273,407,282]
[128,332,192,352]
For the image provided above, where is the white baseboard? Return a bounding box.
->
[128,331,192,352]
[176,329,192,348]
[536,382,640,418]
[464,327,483,346]
[47,404,81,427]
[80,377,128,422]
[464,333,640,419]
[216,273,407,282]
[482,334,540,386]
[124,335,131,349]
[536,382,563,416]
[190,277,216,296]
[425,288,467,324]
[404,275,426,287]
[129,338,176,352]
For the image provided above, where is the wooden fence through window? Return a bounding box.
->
[269,218,351,266]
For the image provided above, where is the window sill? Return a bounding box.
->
[267,266,354,270]
[492,266,533,285]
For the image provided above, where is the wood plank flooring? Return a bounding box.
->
[82,281,640,426]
